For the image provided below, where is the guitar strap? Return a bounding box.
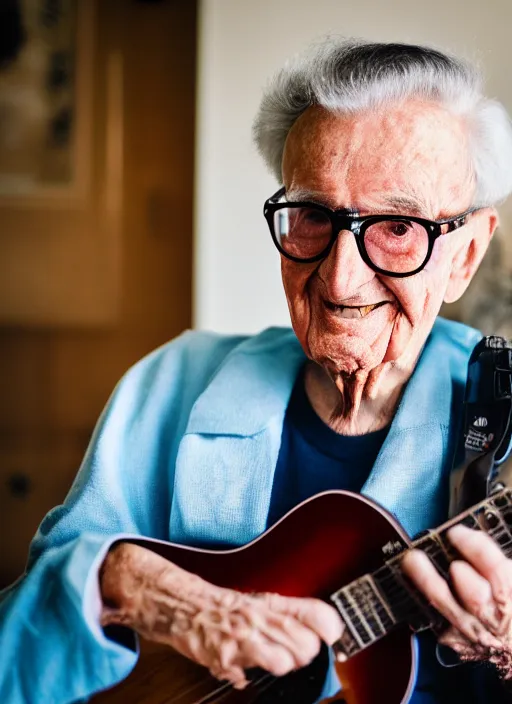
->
[449,336,512,517]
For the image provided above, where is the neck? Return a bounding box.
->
[304,360,411,435]
[331,487,512,660]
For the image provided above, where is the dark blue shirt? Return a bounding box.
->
[268,367,506,704]
[268,365,388,527]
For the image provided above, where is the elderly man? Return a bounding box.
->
[2,39,512,703]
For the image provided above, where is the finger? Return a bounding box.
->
[209,662,249,690]
[448,526,512,614]
[259,593,343,645]
[259,612,321,668]
[241,633,297,677]
[238,598,322,669]
[449,559,502,631]
[217,637,239,672]
[438,626,471,651]
[438,626,489,660]
[447,525,508,578]
[401,549,500,648]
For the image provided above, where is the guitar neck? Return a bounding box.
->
[330,487,512,659]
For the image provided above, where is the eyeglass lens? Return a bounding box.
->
[273,206,430,273]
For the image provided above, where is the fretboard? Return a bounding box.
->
[330,487,512,659]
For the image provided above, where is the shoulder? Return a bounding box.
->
[126,326,299,377]
[110,327,300,413]
[429,317,482,380]
[431,316,482,351]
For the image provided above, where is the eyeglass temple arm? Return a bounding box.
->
[271,186,286,202]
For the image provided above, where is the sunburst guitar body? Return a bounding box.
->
[93,488,512,704]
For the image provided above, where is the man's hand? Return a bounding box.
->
[100,543,343,689]
[402,525,512,678]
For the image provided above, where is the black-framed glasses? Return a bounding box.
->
[263,187,478,278]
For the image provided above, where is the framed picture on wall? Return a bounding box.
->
[0,0,93,206]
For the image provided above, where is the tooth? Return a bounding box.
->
[361,305,374,316]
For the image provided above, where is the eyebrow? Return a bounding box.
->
[285,188,334,205]
[285,188,358,214]
[379,194,430,216]
[285,188,430,217]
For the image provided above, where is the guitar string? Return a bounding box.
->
[220,518,512,700]
[227,673,281,704]
[168,535,512,702]
[158,515,512,703]
[159,673,232,704]
[157,666,276,704]
[191,680,237,704]
[337,523,512,643]
[193,673,276,704]
[189,672,276,704]
[171,672,275,704]
[207,674,279,704]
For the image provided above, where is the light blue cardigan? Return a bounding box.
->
[0,318,481,703]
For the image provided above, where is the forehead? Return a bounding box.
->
[282,102,475,216]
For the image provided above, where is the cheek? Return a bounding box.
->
[428,234,450,269]
[386,275,439,325]
[281,260,318,345]
[423,236,457,299]
[281,260,316,303]
[387,254,453,328]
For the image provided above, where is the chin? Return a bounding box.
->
[306,328,386,377]
[306,298,398,364]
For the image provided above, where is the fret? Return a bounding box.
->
[360,576,395,633]
[346,579,385,638]
[330,488,512,660]
[413,534,455,581]
[457,512,481,530]
[330,574,399,654]
[490,493,512,557]
[409,493,512,568]
[497,505,512,528]
[373,563,435,633]
[344,586,377,642]
[331,588,372,650]
[486,506,512,556]
[491,491,511,509]
[431,490,510,538]
[491,526,512,552]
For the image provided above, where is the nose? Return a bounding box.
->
[317,229,375,301]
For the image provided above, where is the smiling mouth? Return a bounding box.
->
[324,300,390,319]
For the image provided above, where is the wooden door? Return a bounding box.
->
[0,0,197,586]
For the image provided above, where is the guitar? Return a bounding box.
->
[92,487,512,704]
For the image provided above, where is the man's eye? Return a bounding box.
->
[389,222,411,237]
[303,209,328,225]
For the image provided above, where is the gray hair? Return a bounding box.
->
[253,39,512,207]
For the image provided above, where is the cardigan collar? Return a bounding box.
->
[170,319,481,545]
[184,327,305,437]
[185,319,468,437]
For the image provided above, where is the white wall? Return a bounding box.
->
[194,0,512,334]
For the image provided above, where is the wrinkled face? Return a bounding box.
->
[281,102,494,380]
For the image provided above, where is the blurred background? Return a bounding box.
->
[0,0,511,586]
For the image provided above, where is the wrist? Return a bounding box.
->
[98,542,131,627]
[98,542,202,630]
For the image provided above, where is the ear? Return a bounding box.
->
[443,208,498,304]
